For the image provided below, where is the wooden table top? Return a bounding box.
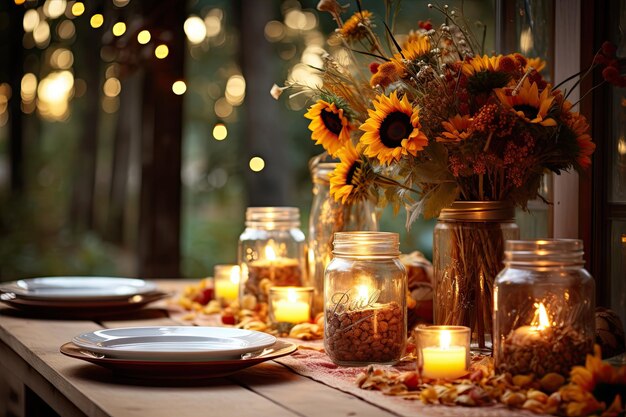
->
[0,280,398,417]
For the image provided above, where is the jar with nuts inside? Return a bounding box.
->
[493,239,595,377]
[238,207,306,309]
[324,232,407,366]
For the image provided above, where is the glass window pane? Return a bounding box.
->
[610,220,626,326]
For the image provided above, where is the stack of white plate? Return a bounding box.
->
[62,326,296,379]
[0,277,166,316]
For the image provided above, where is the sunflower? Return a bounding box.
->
[304,99,352,156]
[567,345,626,415]
[461,55,503,77]
[329,142,371,204]
[436,114,473,143]
[393,34,431,65]
[526,57,547,73]
[339,10,373,42]
[566,112,595,168]
[360,91,428,165]
[462,55,512,94]
[495,78,557,127]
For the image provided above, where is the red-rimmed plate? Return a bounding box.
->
[60,340,297,380]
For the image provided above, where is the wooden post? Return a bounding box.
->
[137,1,185,278]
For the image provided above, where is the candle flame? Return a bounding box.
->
[265,244,277,261]
[532,302,550,330]
[230,266,240,284]
[440,330,451,349]
[287,288,297,303]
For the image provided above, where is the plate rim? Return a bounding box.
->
[59,340,297,379]
[0,276,158,301]
[71,326,278,361]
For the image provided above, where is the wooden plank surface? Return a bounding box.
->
[0,280,399,417]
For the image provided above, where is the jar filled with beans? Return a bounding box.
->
[324,232,407,366]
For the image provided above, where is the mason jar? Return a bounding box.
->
[433,201,519,352]
[307,160,377,315]
[493,239,595,377]
[238,207,306,306]
[324,232,407,366]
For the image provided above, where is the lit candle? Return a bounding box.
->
[510,302,551,344]
[421,329,468,379]
[214,265,240,303]
[271,287,311,324]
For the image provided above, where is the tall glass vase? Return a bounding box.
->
[307,157,378,315]
[433,201,519,353]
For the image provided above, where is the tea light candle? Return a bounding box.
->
[270,287,313,324]
[214,265,240,303]
[416,325,470,380]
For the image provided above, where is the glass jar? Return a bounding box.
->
[238,207,306,307]
[324,232,407,366]
[433,201,519,353]
[494,239,595,377]
[307,160,378,315]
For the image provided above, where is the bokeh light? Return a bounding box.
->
[172,80,187,95]
[71,2,85,17]
[184,16,206,44]
[214,97,233,118]
[112,22,126,37]
[154,44,169,59]
[51,48,73,69]
[204,13,222,37]
[37,70,74,120]
[212,123,227,140]
[225,75,245,106]
[264,21,285,42]
[57,20,76,39]
[249,157,265,172]
[90,14,104,29]
[23,9,40,32]
[33,22,51,47]
[21,73,38,101]
[43,0,67,19]
[103,77,121,97]
[137,30,151,44]
[112,0,130,7]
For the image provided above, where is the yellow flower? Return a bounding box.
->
[566,112,595,168]
[329,142,370,204]
[461,55,503,77]
[359,91,428,165]
[526,57,547,73]
[393,34,431,64]
[339,10,373,42]
[436,114,473,143]
[304,100,352,156]
[495,78,557,126]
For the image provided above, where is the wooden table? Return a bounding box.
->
[0,280,398,417]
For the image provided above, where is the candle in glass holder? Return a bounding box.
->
[245,244,303,302]
[214,265,240,303]
[269,286,313,324]
[416,325,470,379]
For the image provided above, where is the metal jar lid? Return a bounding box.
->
[438,201,515,222]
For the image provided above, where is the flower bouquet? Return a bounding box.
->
[273,1,618,348]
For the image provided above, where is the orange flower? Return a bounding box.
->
[360,91,428,165]
[304,99,352,156]
[436,114,473,143]
[495,78,557,127]
[461,55,503,77]
[370,61,404,88]
[566,112,595,169]
[339,10,373,42]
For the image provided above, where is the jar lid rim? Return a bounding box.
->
[439,201,515,221]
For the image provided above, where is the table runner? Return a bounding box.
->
[168,306,535,417]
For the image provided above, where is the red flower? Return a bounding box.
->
[603,66,621,84]
[369,62,380,74]
[418,20,432,31]
[601,41,617,58]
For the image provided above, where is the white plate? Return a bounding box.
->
[71,327,277,361]
[0,277,158,301]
